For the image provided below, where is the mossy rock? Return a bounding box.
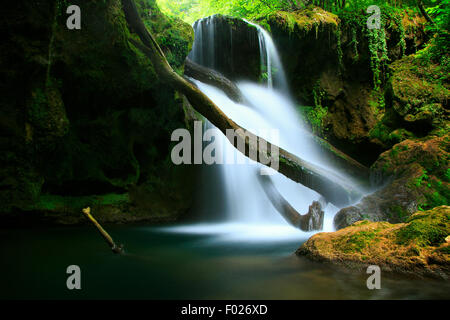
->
[389,53,449,135]
[396,206,450,247]
[258,7,339,35]
[335,134,449,229]
[298,206,450,279]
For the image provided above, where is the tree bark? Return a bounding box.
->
[121,0,364,207]
[184,58,245,103]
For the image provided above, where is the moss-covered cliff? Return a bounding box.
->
[0,0,195,224]
[334,47,449,229]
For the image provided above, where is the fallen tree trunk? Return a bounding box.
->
[185,58,245,103]
[121,0,363,207]
[258,175,324,231]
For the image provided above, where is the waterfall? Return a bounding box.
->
[189,15,217,69]
[182,16,358,238]
[244,19,288,91]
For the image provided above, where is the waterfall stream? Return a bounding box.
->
[174,16,359,240]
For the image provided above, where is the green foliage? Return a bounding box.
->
[137,0,194,72]
[35,193,129,212]
[297,79,330,134]
[422,0,450,66]
[367,26,389,89]
[414,169,429,187]
[299,105,328,135]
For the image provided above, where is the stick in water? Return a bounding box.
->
[82,207,124,254]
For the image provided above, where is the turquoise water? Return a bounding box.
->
[1,224,449,299]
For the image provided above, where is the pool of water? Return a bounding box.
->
[1,223,449,299]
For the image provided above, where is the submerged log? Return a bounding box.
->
[258,175,324,231]
[185,58,245,103]
[121,0,364,207]
[82,207,124,254]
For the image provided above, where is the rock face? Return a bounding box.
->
[257,7,427,165]
[298,206,450,279]
[0,0,196,224]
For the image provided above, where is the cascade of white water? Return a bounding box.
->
[244,19,288,91]
[185,17,361,235]
[189,15,217,69]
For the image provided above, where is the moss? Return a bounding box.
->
[299,105,328,135]
[389,53,449,124]
[367,26,389,89]
[350,28,359,61]
[35,193,129,212]
[341,230,379,253]
[396,206,450,247]
[390,205,409,220]
[258,7,339,35]
[28,79,69,140]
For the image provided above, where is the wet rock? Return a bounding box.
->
[334,134,449,229]
[334,174,421,229]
